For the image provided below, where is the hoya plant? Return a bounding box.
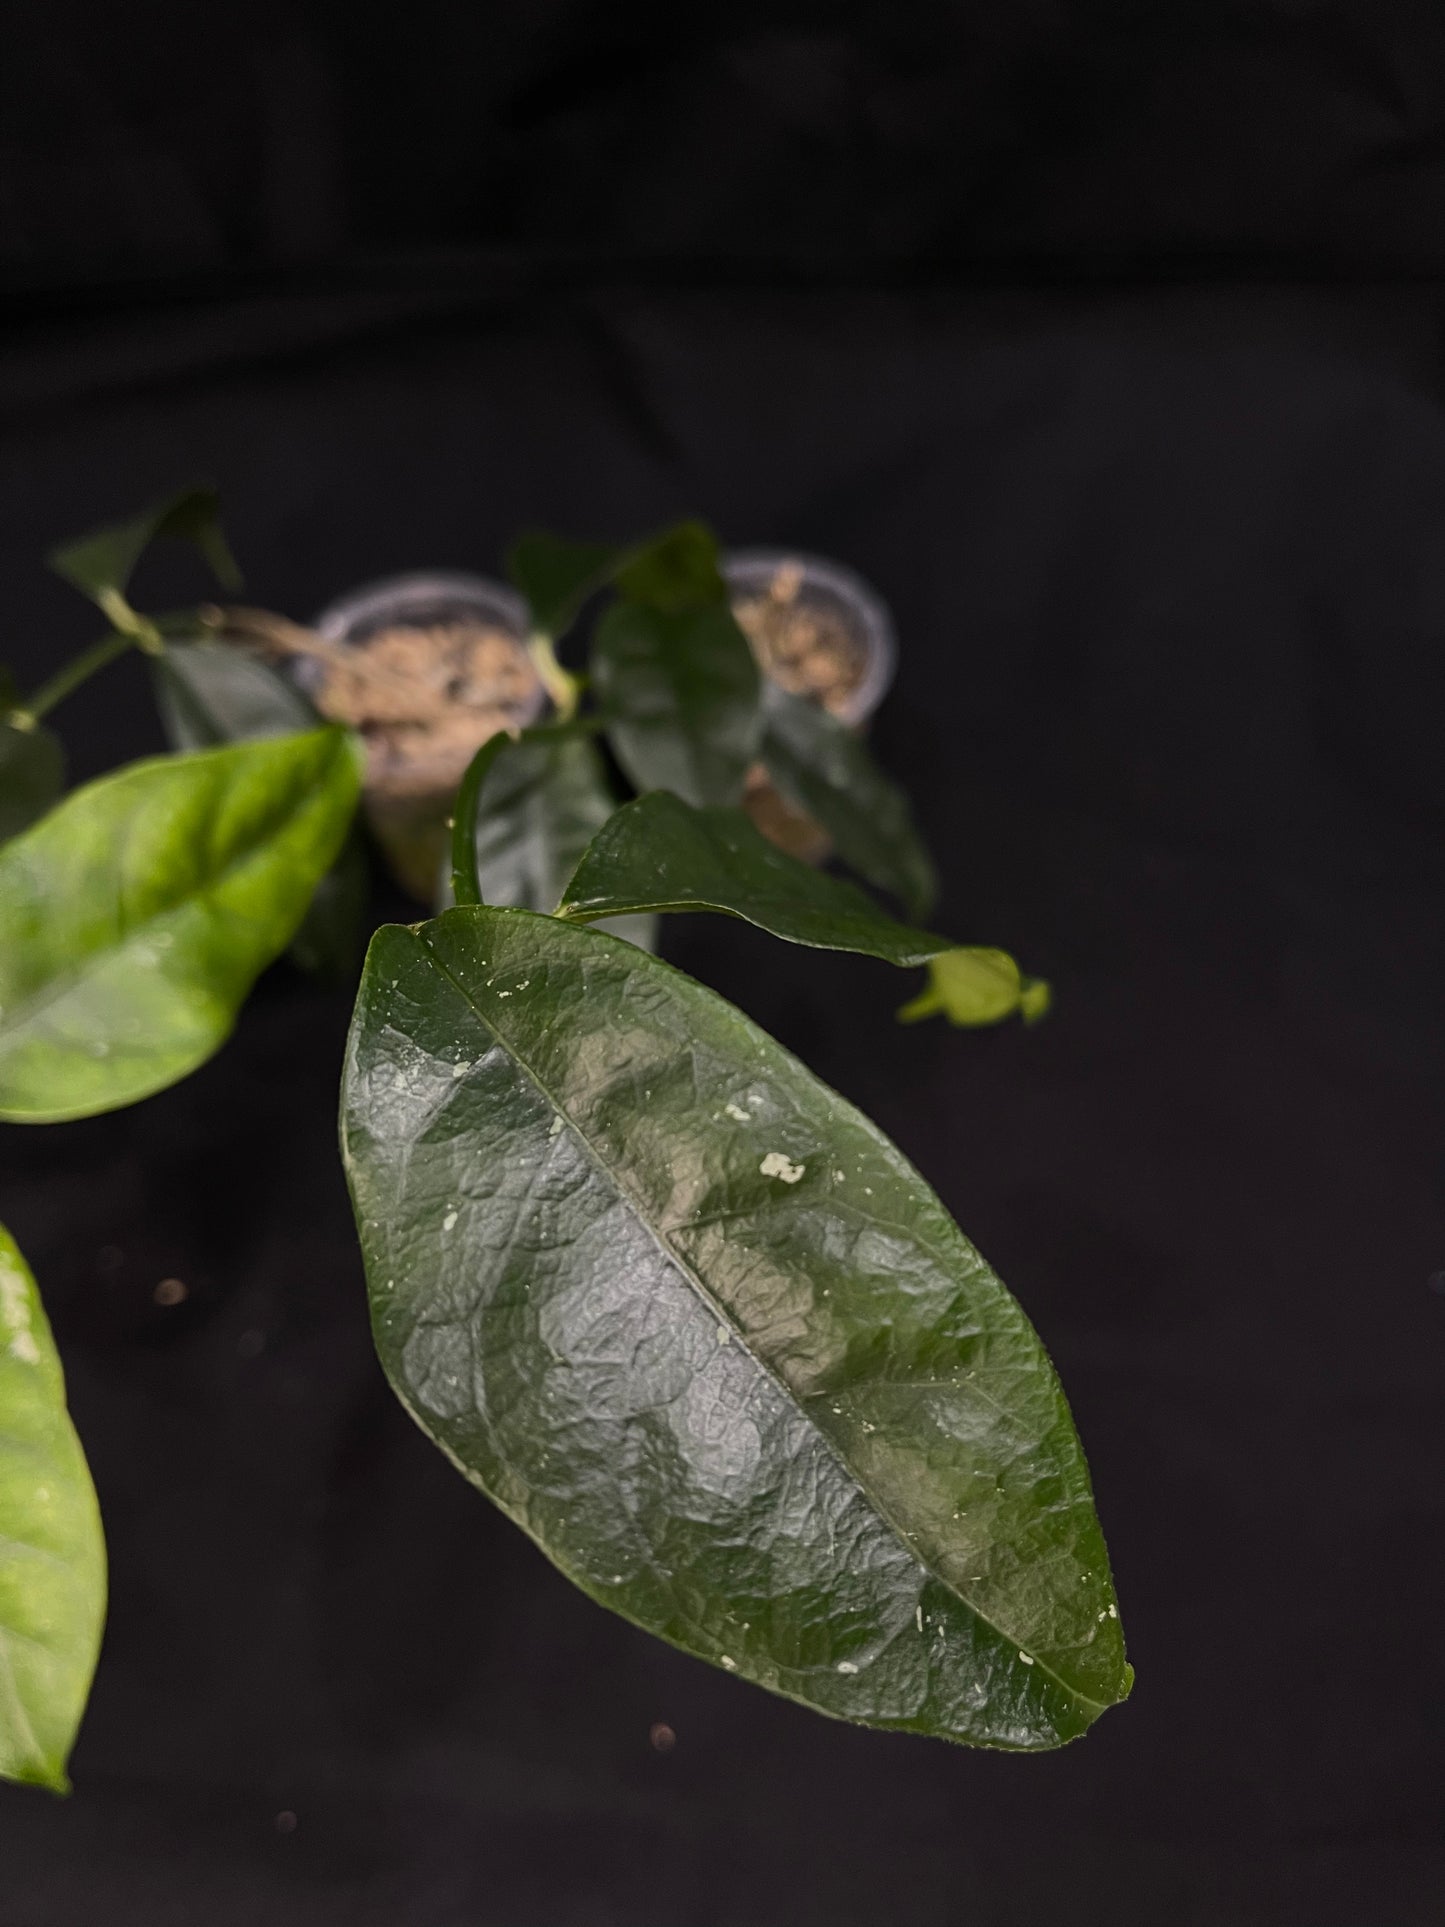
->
[0,490,1130,1793]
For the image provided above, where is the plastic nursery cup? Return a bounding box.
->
[724,549,898,860]
[307,572,547,900]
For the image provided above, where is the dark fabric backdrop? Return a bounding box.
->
[1,9,1443,1926]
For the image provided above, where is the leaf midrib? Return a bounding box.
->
[416,919,1106,1720]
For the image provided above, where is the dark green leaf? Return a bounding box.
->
[0,1223,106,1794]
[341,907,1131,1750]
[559,790,950,966]
[0,729,362,1122]
[152,641,368,981]
[899,949,1053,1028]
[464,729,654,949]
[0,721,65,845]
[151,640,316,751]
[508,523,727,640]
[592,601,761,809]
[612,521,726,613]
[285,829,371,984]
[760,686,938,921]
[48,487,240,614]
[506,533,620,640]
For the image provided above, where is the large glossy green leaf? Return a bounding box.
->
[48,486,240,616]
[0,729,362,1122]
[0,721,65,846]
[559,790,951,966]
[341,907,1131,1750]
[152,642,369,983]
[0,1223,105,1793]
[760,687,938,921]
[463,729,654,950]
[592,601,761,809]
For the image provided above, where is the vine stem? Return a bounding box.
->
[11,630,137,727]
[6,592,200,729]
[526,632,584,722]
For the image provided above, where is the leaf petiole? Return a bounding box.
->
[525,632,585,722]
[11,629,138,728]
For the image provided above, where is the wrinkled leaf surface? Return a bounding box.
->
[341,906,1130,1749]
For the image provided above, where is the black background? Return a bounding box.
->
[2,7,1444,1924]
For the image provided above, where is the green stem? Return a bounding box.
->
[450,718,604,909]
[5,603,208,729]
[526,632,584,723]
[12,630,136,726]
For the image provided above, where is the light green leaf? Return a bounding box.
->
[464,729,654,949]
[592,601,761,808]
[48,487,240,616]
[559,790,950,966]
[0,728,362,1122]
[898,948,1052,1029]
[0,1223,105,1794]
[152,642,369,983]
[341,907,1130,1750]
[760,687,938,921]
[0,721,65,846]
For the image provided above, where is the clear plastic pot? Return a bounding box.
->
[306,572,547,900]
[724,550,897,859]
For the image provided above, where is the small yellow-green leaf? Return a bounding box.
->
[0,1223,106,1794]
[898,947,1051,1028]
[0,729,361,1122]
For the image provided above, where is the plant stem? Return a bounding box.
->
[526,632,584,722]
[11,630,136,726]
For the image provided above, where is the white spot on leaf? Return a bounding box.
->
[724,1102,749,1122]
[836,1660,859,1675]
[760,1151,805,1184]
